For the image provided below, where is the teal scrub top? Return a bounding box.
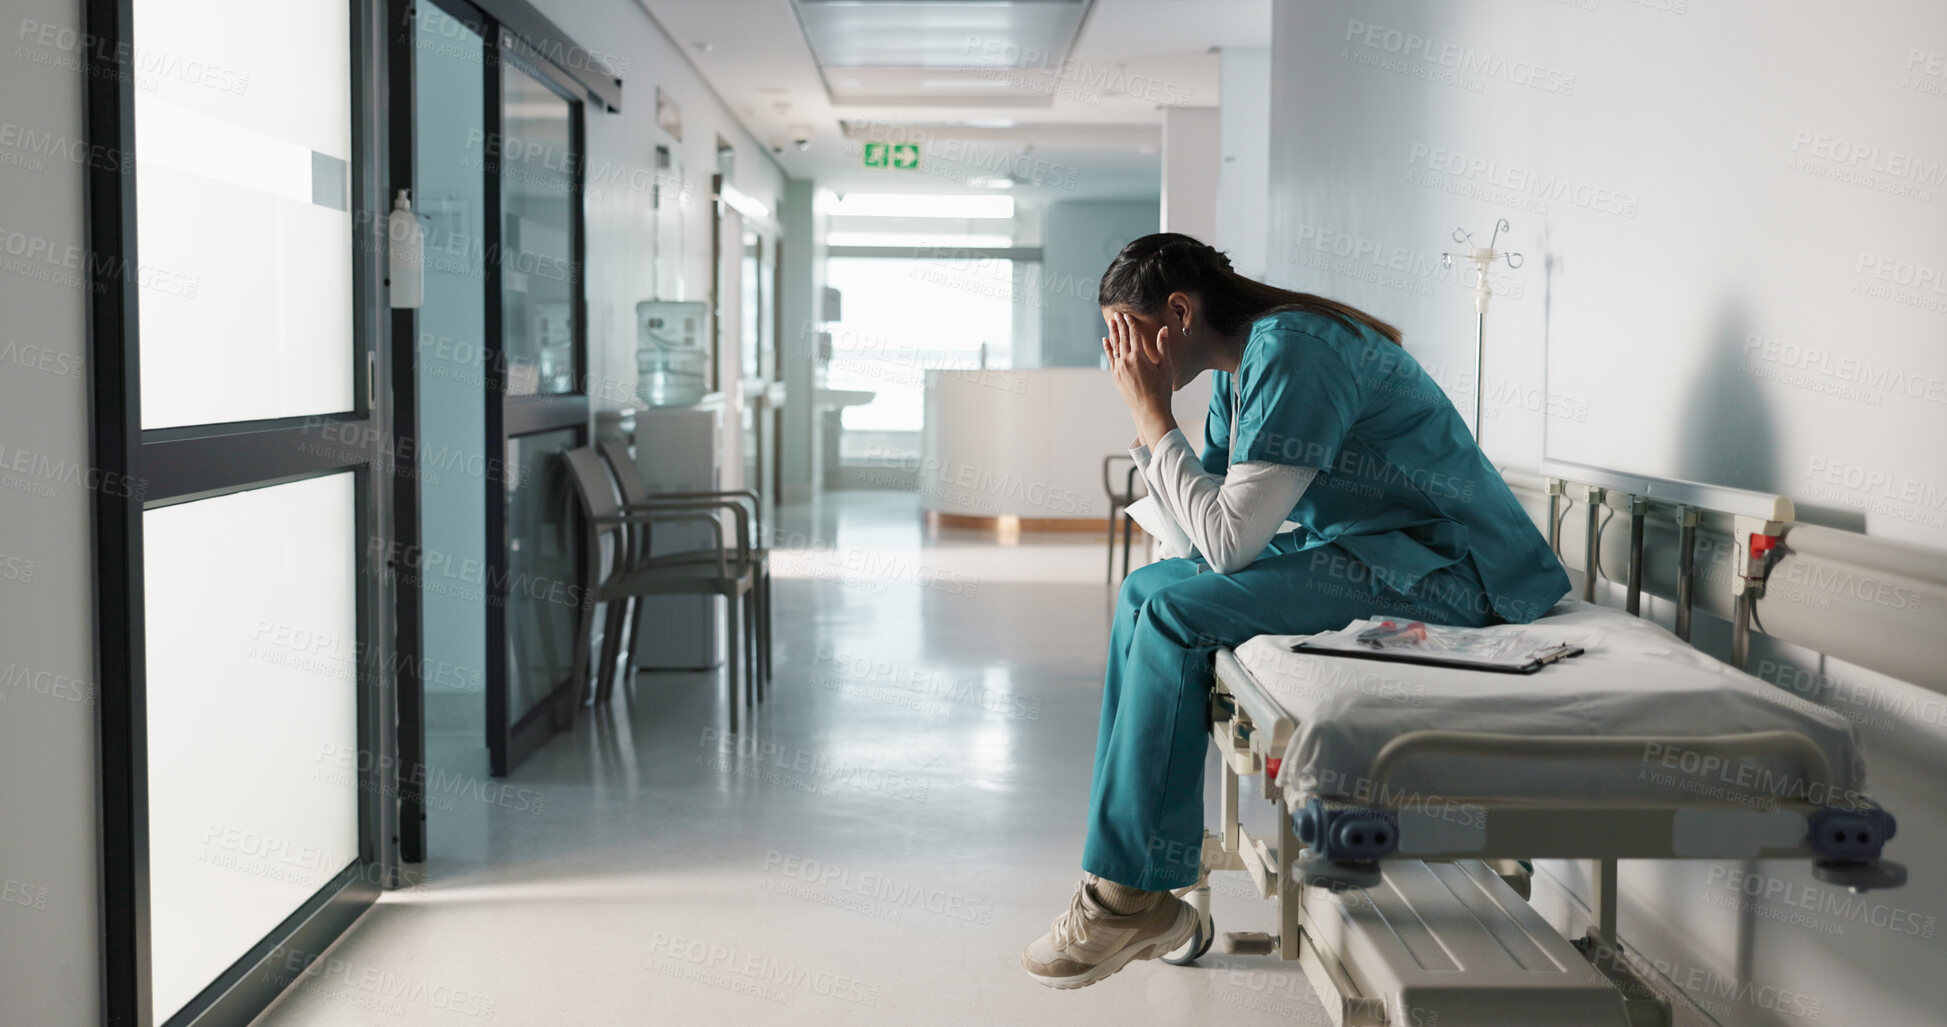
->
[1202,309,1569,623]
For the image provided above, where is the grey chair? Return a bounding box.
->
[1103,454,1145,583]
[596,438,773,700]
[559,447,759,728]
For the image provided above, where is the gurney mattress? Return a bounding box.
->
[1235,601,1865,806]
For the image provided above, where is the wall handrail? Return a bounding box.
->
[1501,462,1947,696]
[1538,458,1794,525]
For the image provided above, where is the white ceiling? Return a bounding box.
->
[634,0,1270,201]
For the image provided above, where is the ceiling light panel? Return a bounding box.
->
[793,1,1089,70]
[820,67,1059,105]
[829,193,1015,218]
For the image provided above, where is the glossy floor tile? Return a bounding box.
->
[252,490,1325,1027]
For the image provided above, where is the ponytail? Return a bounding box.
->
[1096,232,1403,346]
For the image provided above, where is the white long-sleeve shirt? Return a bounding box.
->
[1130,429,1316,574]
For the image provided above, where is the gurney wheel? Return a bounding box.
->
[1162,911,1214,965]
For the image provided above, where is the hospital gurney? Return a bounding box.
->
[1171,599,1907,1027]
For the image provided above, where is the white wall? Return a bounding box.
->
[1268,3,1947,1023]
[1268,1,1947,535]
[1214,48,1270,278]
[1161,106,1221,243]
[1267,3,1552,469]
[0,0,103,1020]
[776,178,825,501]
[1036,200,1161,367]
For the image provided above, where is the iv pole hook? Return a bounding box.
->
[1440,221,1522,447]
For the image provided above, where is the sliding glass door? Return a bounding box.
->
[389,0,595,866]
[398,0,491,861]
[91,0,617,1015]
[88,0,392,1023]
[492,43,587,776]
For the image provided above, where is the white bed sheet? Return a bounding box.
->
[1235,600,1866,807]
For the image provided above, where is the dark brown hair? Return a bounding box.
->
[1097,232,1402,346]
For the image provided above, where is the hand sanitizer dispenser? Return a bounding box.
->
[388,189,424,309]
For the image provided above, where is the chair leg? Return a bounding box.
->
[759,569,772,687]
[569,592,598,708]
[727,592,744,717]
[597,599,626,704]
[1121,512,1134,580]
[744,588,758,706]
[743,584,759,701]
[622,596,645,698]
[739,592,755,701]
[1105,502,1119,583]
[724,595,741,735]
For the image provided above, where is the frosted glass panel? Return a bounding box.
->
[144,474,359,1021]
[135,0,354,428]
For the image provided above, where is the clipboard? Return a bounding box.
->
[1289,619,1585,675]
[1290,639,1584,675]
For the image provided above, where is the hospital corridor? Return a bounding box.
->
[250,490,1330,1025]
[4,0,1947,1025]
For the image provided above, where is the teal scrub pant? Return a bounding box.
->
[1082,536,1501,891]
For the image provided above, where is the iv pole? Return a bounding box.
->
[1441,220,1522,445]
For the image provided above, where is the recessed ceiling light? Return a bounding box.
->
[918,78,1014,90]
[830,194,1015,219]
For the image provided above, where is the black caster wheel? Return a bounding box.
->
[1193,917,1215,959]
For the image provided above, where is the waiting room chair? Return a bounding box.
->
[596,438,773,701]
[560,448,760,728]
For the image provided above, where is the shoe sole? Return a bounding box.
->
[1025,902,1199,990]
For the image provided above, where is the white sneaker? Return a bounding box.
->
[1020,876,1197,989]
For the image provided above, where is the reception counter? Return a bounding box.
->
[919,367,1215,530]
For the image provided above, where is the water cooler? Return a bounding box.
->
[626,383,726,672]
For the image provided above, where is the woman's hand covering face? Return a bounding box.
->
[1104,311,1178,445]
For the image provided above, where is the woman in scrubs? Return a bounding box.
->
[1022,233,1570,989]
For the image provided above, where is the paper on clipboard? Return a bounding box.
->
[1291,618,1584,674]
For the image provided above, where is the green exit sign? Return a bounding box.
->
[862,142,921,170]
